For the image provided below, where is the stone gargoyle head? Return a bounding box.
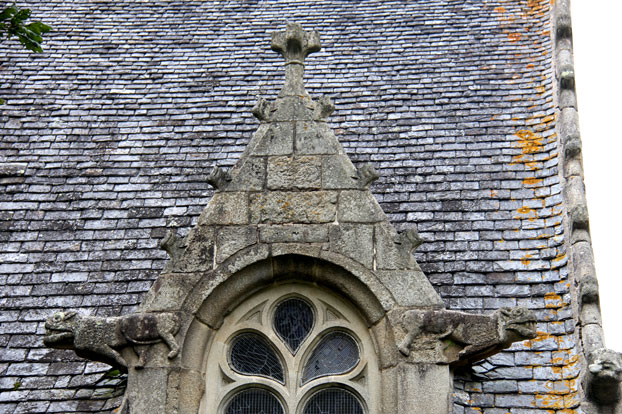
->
[43,311,79,349]
[498,307,537,346]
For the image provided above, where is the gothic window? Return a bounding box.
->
[203,284,379,413]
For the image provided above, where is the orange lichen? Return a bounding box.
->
[508,32,522,42]
[523,177,542,186]
[494,6,506,13]
[521,254,532,265]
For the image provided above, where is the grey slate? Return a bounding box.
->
[0,0,576,412]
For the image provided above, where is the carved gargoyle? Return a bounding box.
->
[44,311,180,370]
[399,307,537,366]
[586,348,622,405]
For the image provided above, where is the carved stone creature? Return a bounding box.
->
[160,229,186,269]
[586,348,622,405]
[399,307,536,366]
[397,227,423,253]
[355,163,380,188]
[44,311,180,369]
[207,166,232,190]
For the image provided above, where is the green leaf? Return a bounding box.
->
[0,5,18,21]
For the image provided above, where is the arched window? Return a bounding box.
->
[202,284,379,413]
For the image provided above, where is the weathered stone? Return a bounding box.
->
[198,192,248,226]
[259,224,328,243]
[338,190,385,223]
[272,96,316,121]
[139,272,203,312]
[356,163,380,188]
[249,191,337,224]
[159,229,187,272]
[375,222,414,270]
[215,226,258,263]
[586,348,622,405]
[267,155,321,190]
[313,96,334,120]
[125,368,168,413]
[376,269,442,307]
[252,97,272,122]
[397,363,452,414]
[226,156,265,192]
[44,311,180,369]
[248,122,294,156]
[329,223,374,269]
[296,121,341,154]
[398,307,537,366]
[176,227,215,272]
[206,166,231,190]
[322,154,358,189]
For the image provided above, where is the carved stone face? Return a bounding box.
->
[499,307,537,341]
[43,311,77,348]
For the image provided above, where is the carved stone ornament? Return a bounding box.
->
[44,311,180,370]
[398,307,537,366]
[44,23,542,414]
[585,348,622,406]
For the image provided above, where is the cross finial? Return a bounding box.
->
[271,22,320,96]
[271,22,321,65]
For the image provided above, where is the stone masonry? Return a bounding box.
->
[0,0,617,413]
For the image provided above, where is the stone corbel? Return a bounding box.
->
[43,311,180,370]
[398,307,537,367]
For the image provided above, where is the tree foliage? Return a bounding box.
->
[0,4,51,103]
[1,4,51,53]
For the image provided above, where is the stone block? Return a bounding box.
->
[296,121,341,154]
[126,367,168,413]
[267,155,321,190]
[374,222,416,270]
[175,227,215,273]
[338,190,385,223]
[259,224,328,243]
[329,223,374,269]
[139,272,203,312]
[272,96,315,121]
[322,154,358,189]
[249,191,337,224]
[215,226,258,264]
[198,192,248,226]
[226,156,265,192]
[397,363,451,414]
[248,122,294,155]
[376,269,442,307]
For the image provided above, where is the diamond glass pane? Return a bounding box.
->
[229,333,284,383]
[225,388,284,414]
[273,298,314,353]
[303,388,364,414]
[302,332,359,384]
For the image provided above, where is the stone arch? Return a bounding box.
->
[177,253,396,414]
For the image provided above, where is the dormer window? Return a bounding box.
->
[203,284,379,413]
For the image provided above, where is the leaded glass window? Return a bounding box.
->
[273,298,314,353]
[203,284,378,414]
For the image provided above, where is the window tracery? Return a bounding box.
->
[203,284,379,413]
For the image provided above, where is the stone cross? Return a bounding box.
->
[271,22,321,97]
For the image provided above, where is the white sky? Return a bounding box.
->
[570,1,622,352]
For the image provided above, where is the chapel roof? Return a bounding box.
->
[0,1,580,412]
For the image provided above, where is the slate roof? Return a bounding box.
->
[0,0,580,412]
